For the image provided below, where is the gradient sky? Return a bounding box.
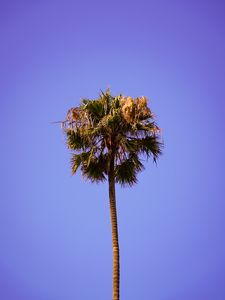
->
[1,1,225,299]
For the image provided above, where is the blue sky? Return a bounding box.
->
[1,1,225,299]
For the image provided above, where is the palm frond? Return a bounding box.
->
[139,135,163,162]
[81,153,108,182]
[67,129,83,150]
[125,136,163,162]
[71,152,90,175]
[115,154,144,186]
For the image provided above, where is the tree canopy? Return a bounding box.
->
[63,89,163,186]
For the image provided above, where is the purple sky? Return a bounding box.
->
[1,1,225,299]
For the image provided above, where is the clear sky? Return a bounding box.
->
[1,1,225,299]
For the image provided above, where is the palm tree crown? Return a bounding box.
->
[63,89,162,185]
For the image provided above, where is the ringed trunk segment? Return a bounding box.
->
[108,159,120,300]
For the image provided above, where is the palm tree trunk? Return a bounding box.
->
[108,158,120,300]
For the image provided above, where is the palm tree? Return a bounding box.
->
[62,89,162,300]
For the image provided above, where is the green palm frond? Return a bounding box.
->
[67,129,87,150]
[115,154,144,186]
[82,99,105,123]
[71,152,90,175]
[81,153,108,182]
[124,136,162,162]
[139,135,163,162]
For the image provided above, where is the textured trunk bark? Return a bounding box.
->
[108,158,120,300]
